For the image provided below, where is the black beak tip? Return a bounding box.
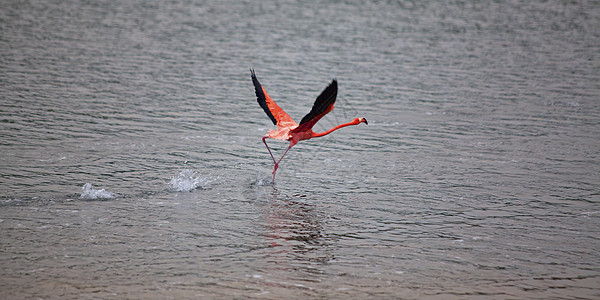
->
[363,118,368,125]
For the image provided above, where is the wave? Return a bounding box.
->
[254,172,274,186]
[368,121,400,127]
[169,169,212,192]
[80,183,116,200]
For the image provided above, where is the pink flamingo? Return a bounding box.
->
[251,69,368,183]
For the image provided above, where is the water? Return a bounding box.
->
[1,0,599,298]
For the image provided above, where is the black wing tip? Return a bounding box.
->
[327,79,338,96]
[298,78,338,125]
[328,79,338,92]
[250,69,277,126]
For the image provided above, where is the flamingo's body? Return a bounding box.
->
[251,69,367,183]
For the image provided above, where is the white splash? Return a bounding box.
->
[80,183,116,200]
[254,171,274,186]
[169,169,210,192]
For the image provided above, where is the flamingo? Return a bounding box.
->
[251,69,368,183]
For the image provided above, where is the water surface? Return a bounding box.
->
[1,1,599,299]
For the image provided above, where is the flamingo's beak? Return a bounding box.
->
[361,118,368,125]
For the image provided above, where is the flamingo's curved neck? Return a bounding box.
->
[312,119,361,138]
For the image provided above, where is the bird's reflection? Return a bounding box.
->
[259,188,332,269]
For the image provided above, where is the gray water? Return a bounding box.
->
[1,1,599,299]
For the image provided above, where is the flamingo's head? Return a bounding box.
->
[359,117,368,125]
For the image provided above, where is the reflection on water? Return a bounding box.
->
[254,190,332,293]
[262,190,328,260]
[1,0,599,299]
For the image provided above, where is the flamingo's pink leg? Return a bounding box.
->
[263,137,293,183]
[262,137,277,164]
[271,145,292,183]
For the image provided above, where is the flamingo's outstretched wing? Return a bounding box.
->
[294,79,337,132]
[251,69,296,127]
